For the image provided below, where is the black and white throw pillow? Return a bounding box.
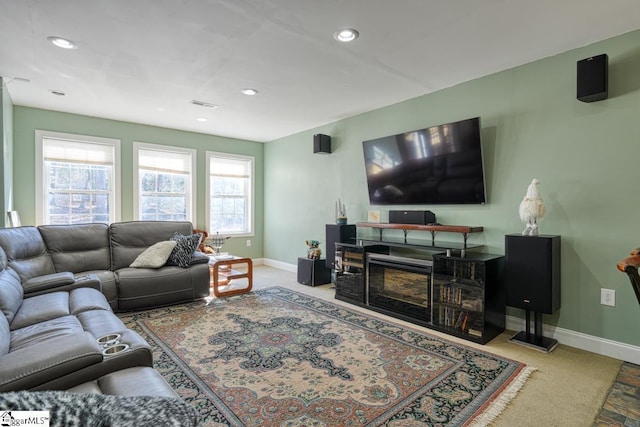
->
[167,232,202,268]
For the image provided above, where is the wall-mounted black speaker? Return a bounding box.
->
[577,54,608,103]
[313,134,331,154]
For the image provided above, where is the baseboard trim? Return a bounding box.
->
[262,258,640,364]
[506,314,640,364]
[262,258,296,272]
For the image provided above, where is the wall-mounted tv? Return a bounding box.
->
[362,117,486,205]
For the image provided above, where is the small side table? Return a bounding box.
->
[209,256,253,297]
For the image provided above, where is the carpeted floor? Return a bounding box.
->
[120,287,534,426]
[119,264,625,426]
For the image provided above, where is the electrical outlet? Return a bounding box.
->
[600,288,616,306]
[246,239,251,247]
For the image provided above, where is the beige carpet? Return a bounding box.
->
[248,264,621,427]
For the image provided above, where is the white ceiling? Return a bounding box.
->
[1,0,639,142]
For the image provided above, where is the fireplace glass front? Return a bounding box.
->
[367,253,432,322]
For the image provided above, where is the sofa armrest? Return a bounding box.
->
[0,332,103,392]
[22,272,75,294]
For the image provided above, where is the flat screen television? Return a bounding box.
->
[362,117,486,205]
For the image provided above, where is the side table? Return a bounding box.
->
[209,256,253,297]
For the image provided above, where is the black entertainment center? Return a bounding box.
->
[324,116,559,347]
[332,222,506,344]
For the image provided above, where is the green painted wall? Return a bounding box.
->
[1,77,14,226]
[12,107,264,258]
[264,29,640,346]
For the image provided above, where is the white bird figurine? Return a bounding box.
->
[519,178,546,236]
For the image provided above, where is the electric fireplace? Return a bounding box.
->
[366,253,432,323]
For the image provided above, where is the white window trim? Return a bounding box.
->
[35,130,121,225]
[206,151,255,237]
[133,142,197,223]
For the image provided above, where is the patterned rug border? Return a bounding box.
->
[120,286,536,426]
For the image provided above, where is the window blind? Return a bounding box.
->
[43,138,115,165]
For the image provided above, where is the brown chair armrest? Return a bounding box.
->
[617,255,640,273]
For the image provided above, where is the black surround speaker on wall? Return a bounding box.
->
[388,210,436,225]
[313,134,331,154]
[577,54,608,103]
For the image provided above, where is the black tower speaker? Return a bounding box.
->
[325,224,356,269]
[506,234,561,352]
[505,234,561,314]
[313,134,331,154]
[577,54,608,103]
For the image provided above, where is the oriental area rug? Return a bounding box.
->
[119,287,534,426]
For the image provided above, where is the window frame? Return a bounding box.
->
[132,142,197,223]
[35,130,121,225]
[206,151,255,237]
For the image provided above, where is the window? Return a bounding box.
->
[35,131,121,225]
[207,152,254,236]
[133,142,196,222]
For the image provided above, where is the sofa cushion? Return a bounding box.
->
[109,221,195,270]
[115,265,206,311]
[69,287,112,315]
[39,223,112,273]
[10,315,84,351]
[10,292,70,330]
[167,233,202,268]
[129,240,177,268]
[0,390,200,427]
[0,226,56,282]
[0,268,24,324]
[68,366,179,398]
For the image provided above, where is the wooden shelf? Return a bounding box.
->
[356,222,483,233]
[356,222,483,249]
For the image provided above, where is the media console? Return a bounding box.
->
[334,223,505,344]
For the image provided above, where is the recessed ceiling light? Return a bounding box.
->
[196,117,208,122]
[47,36,78,49]
[240,88,258,96]
[333,28,359,42]
[49,89,66,96]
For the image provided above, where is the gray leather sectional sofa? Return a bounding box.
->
[0,221,212,419]
[0,220,210,311]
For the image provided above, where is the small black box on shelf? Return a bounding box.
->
[297,257,331,286]
[389,210,436,225]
